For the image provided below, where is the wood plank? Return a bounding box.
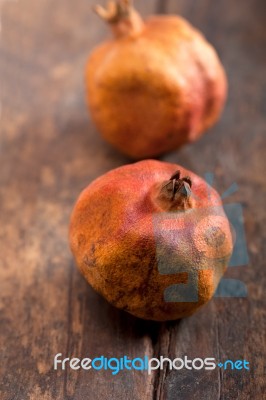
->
[157,0,266,399]
[0,1,158,399]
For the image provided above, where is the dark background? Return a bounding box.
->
[0,0,265,399]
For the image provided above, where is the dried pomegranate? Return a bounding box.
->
[69,160,233,321]
[85,0,227,159]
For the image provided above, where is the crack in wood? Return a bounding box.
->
[63,262,74,400]
[152,323,172,400]
[216,316,223,400]
[156,0,168,14]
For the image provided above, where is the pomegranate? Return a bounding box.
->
[85,0,227,159]
[69,160,233,321]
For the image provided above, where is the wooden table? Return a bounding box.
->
[1,0,265,399]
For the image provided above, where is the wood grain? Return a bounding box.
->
[0,0,265,399]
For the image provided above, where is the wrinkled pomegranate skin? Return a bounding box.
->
[69,160,233,321]
[86,15,227,159]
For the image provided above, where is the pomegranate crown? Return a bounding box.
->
[94,0,132,23]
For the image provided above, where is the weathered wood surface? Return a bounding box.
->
[0,0,265,399]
